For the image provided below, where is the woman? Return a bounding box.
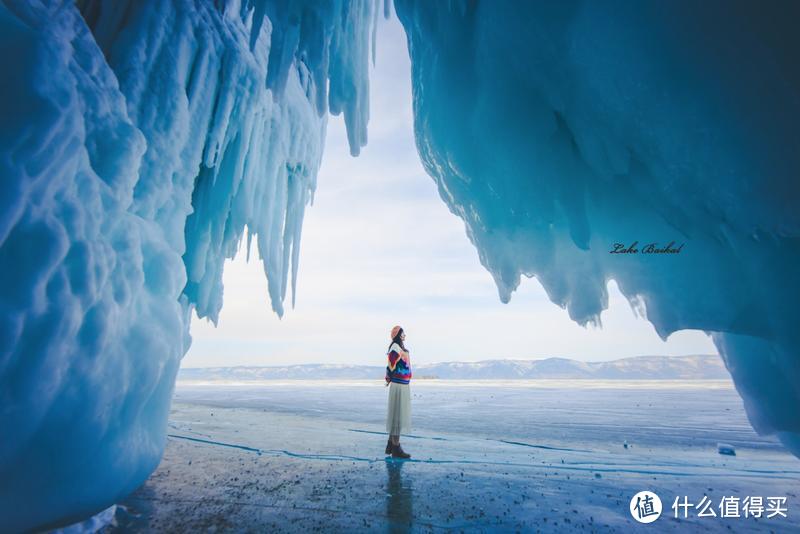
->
[385,325,412,458]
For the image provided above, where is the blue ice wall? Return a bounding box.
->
[0,0,376,530]
[396,0,800,453]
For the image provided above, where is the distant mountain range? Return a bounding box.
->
[179,354,729,381]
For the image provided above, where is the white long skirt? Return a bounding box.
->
[386,382,411,435]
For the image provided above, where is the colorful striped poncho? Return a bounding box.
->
[385,342,412,384]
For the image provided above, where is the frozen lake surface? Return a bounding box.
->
[111,380,799,532]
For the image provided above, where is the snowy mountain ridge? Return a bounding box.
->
[179,354,728,381]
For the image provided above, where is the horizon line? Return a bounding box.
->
[180,353,721,370]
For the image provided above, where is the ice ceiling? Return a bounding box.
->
[0,0,798,530]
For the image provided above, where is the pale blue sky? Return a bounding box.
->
[183,16,717,368]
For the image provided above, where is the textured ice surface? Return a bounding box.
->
[117,382,800,531]
[0,0,376,530]
[395,0,800,454]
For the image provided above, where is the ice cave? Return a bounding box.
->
[0,0,798,530]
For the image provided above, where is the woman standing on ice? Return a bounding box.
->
[385,326,412,458]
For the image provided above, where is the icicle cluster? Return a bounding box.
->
[0,0,378,530]
[396,0,800,456]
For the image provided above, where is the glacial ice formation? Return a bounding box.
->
[0,0,376,530]
[2,0,800,530]
[395,0,800,453]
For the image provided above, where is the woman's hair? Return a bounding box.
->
[388,328,407,353]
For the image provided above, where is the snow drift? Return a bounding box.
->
[0,0,376,530]
[395,0,800,453]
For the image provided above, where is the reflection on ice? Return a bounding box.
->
[386,460,413,533]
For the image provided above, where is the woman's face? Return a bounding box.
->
[400,332,406,341]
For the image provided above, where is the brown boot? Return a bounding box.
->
[385,438,392,455]
[391,444,411,459]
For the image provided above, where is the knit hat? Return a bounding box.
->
[390,325,402,339]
